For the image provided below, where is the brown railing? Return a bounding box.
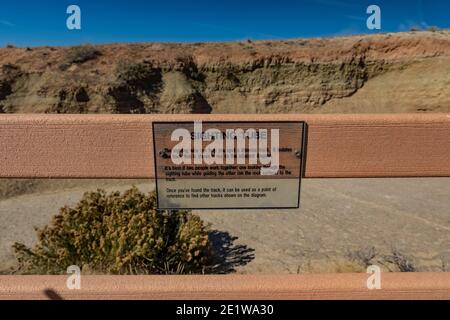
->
[0,113,449,299]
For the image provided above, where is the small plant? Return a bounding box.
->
[427,26,440,32]
[348,246,377,268]
[115,61,161,91]
[13,187,211,274]
[65,45,101,64]
[299,257,365,273]
[5,43,15,49]
[439,257,448,272]
[383,248,416,272]
[173,54,201,80]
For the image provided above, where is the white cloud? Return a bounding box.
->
[398,20,428,32]
[0,20,14,27]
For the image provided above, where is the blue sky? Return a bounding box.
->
[1,0,449,47]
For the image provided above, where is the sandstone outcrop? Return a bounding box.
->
[1,30,449,114]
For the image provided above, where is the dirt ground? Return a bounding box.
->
[1,178,449,274]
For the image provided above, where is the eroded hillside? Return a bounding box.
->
[1,30,450,114]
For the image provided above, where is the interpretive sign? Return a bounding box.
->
[152,121,305,209]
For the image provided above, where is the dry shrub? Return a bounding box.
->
[383,248,416,272]
[299,257,366,273]
[13,187,211,274]
[347,246,377,268]
[300,246,420,273]
[65,45,101,64]
[427,26,440,32]
[114,61,162,91]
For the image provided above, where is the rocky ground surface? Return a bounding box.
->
[1,30,450,115]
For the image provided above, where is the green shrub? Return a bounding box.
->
[65,45,101,64]
[13,187,211,274]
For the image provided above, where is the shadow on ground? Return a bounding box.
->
[208,230,255,273]
[44,289,64,300]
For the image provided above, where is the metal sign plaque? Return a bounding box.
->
[152,121,305,209]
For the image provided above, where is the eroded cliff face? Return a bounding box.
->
[1,30,450,114]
